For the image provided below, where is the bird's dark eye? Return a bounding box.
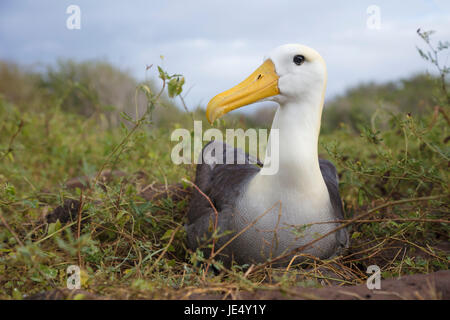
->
[293,55,305,65]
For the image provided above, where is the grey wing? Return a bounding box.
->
[319,159,349,249]
[186,140,261,262]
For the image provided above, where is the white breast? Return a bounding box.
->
[228,175,339,264]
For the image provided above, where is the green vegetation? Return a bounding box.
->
[0,31,448,299]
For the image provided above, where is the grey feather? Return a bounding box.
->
[319,159,349,250]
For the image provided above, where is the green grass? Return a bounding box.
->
[0,30,448,299]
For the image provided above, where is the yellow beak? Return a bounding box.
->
[206,59,280,123]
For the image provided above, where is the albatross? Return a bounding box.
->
[187,44,348,266]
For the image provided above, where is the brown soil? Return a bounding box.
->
[192,270,450,300]
[26,270,449,300]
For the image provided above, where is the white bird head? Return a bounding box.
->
[206,44,327,123]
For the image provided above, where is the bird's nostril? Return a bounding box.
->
[257,74,262,80]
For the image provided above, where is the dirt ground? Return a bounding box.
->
[26,270,449,300]
[189,270,450,300]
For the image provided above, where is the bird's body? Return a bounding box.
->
[187,44,348,266]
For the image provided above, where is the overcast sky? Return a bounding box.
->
[1,1,449,110]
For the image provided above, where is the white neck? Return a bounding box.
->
[241,87,330,218]
[266,100,322,190]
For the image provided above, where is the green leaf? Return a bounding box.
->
[358,189,365,206]
[12,288,22,300]
[351,232,362,239]
[167,77,185,98]
[48,220,62,236]
[161,229,174,241]
[40,265,58,279]
[157,66,168,80]
[120,111,133,122]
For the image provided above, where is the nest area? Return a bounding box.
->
[2,167,447,300]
